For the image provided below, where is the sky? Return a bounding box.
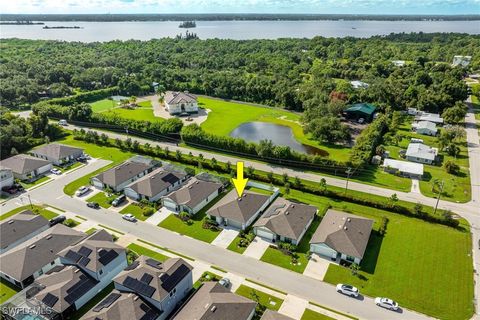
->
[1,0,479,15]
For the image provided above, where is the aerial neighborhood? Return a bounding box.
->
[0,14,478,320]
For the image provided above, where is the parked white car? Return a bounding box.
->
[336,284,359,297]
[75,186,90,197]
[375,297,399,311]
[58,119,68,126]
[122,213,136,222]
[219,278,231,288]
[50,168,62,175]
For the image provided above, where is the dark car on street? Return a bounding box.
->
[87,202,100,209]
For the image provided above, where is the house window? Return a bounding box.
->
[99,269,103,275]
[38,269,43,276]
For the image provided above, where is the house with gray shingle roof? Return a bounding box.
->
[162,176,223,215]
[206,189,273,230]
[172,281,257,320]
[261,310,295,320]
[253,198,317,245]
[164,91,198,115]
[91,156,160,192]
[0,224,86,288]
[310,210,373,264]
[30,143,84,166]
[0,154,52,181]
[124,168,188,202]
[0,210,50,254]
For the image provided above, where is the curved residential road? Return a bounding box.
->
[0,163,432,320]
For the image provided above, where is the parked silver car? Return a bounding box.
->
[122,213,136,222]
[75,186,90,197]
[375,297,399,311]
[336,284,359,297]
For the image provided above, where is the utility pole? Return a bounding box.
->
[344,167,353,195]
[433,179,445,216]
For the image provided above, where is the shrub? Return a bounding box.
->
[143,208,155,217]
[63,218,79,228]
[178,211,191,222]
[379,216,389,236]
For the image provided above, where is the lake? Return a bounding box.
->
[1,20,479,42]
[230,122,327,156]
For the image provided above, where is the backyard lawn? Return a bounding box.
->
[90,99,117,112]
[86,192,116,208]
[235,285,284,312]
[127,243,169,262]
[119,203,155,221]
[301,309,335,320]
[0,278,19,304]
[198,97,352,162]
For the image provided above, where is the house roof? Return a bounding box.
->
[172,281,257,320]
[383,159,424,176]
[207,190,270,224]
[0,224,86,281]
[0,154,51,175]
[0,210,49,250]
[406,143,437,161]
[254,198,317,241]
[94,158,158,188]
[415,121,437,132]
[126,168,187,197]
[164,177,223,209]
[165,91,197,105]
[58,229,125,273]
[345,103,376,115]
[310,210,373,259]
[32,265,98,313]
[82,290,160,320]
[350,80,369,88]
[418,113,444,124]
[114,256,193,303]
[31,143,83,161]
[260,310,295,320]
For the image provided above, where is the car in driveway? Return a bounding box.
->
[375,297,399,311]
[75,186,90,197]
[336,284,359,297]
[122,213,136,222]
[87,202,100,209]
[50,168,62,175]
[219,278,230,288]
[49,215,66,226]
[112,194,126,207]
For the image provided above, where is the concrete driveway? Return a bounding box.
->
[145,207,173,225]
[243,236,271,259]
[303,254,333,281]
[211,227,239,249]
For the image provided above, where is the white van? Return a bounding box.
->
[58,119,68,126]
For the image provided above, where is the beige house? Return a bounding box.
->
[164,91,198,115]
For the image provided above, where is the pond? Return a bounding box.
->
[230,122,328,156]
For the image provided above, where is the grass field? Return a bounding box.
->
[90,99,117,112]
[119,203,153,221]
[102,107,163,122]
[0,278,20,304]
[127,243,169,262]
[20,175,51,189]
[86,192,115,208]
[301,309,335,320]
[0,205,58,221]
[198,97,352,162]
[235,285,284,312]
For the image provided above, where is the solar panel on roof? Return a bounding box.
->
[139,304,159,320]
[65,250,82,263]
[98,249,107,256]
[124,261,139,270]
[79,256,91,267]
[92,292,122,312]
[161,264,190,292]
[78,246,92,257]
[145,258,162,269]
[42,293,59,308]
[98,249,119,266]
[140,273,153,284]
[137,282,156,298]
[162,173,181,184]
[65,274,98,304]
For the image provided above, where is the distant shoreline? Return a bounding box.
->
[1,13,479,22]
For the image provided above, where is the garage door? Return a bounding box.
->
[226,219,243,230]
[162,199,178,212]
[124,188,139,201]
[255,228,275,241]
[311,243,337,259]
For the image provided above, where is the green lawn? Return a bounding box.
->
[0,278,20,304]
[235,285,284,311]
[62,161,83,172]
[158,190,229,243]
[86,192,116,208]
[260,211,325,273]
[472,95,480,120]
[90,99,118,112]
[119,203,154,221]
[198,97,352,162]
[103,107,163,122]
[85,227,97,235]
[20,175,51,189]
[127,243,169,262]
[59,135,133,196]
[301,309,335,320]
[0,205,58,221]
[226,235,249,254]
[137,100,152,108]
[193,271,221,289]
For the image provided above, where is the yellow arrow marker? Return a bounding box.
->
[232,162,248,197]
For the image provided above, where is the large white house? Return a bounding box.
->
[164,91,198,115]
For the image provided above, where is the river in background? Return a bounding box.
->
[0,20,479,42]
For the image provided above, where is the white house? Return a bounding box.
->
[0,167,14,190]
[412,121,438,136]
[392,60,406,67]
[417,112,444,125]
[0,154,52,182]
[452,55,472,67]
[350,80,369,89]
[310,210,373,264]
[383,159,424,179]
[405,143,438,165]
[161,177,223,215]
[164,91,198,115]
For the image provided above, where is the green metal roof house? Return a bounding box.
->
[344,103,376,122]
